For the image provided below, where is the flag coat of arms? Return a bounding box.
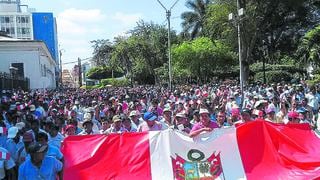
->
[61,120,320,180]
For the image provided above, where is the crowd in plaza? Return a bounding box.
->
[0,81,320,179]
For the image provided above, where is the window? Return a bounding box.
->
[16,17,20,23]
[21,28,29,34]
[44,65,46,77]
[0,17,4,23]
[9,27,14,34]
[25,17,29,23]
[5,17,9,23]
[21,17,25,23]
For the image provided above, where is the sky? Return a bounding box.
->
[21,0,189,70]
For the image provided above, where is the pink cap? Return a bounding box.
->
[288,111,299,119]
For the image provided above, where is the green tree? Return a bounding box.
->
[181,0,211,39]
[296,25,320,68]
[172,37,236,83]
[110,20,177,84]
[90,39,113,66]
[86,66,123,80]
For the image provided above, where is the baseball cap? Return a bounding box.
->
[112,115,122,123]
[15,122,25,130]
[65,125,76,131]
[143,112,157,121]
[28,142,48,154]
[129,111,138,117]
[7,127,19,139]
[29,105,36,111]
[266,107,275,114]
[297,107,307,114]
[176,113,186,119]
[199,108,209,115]
[288,111,299,119]
[163,107,171,112]
[241,108,251,115]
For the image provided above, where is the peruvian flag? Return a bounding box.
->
[17,104,25,111]
[0,127,7,135]
[61,120,320,180]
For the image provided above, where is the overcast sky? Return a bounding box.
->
[22,0,188,69]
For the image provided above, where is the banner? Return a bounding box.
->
[61,120,320,180]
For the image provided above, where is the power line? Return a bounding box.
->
[62,57,92,65]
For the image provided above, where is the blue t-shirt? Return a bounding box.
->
[18,156,62,180]
[46,145,63,160]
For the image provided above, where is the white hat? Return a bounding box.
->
[74,100,80,105]
[176,113,186,119]
[29,105,36,111]
[7,127,19,139]
[84,112,91,120]
[199,108,209,114]
[15,122,25,130]
[129,110,137,117]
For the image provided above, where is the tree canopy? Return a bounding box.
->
[88,0,320,85]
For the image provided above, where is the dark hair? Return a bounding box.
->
[36,132,48,142]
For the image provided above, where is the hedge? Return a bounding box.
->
[101,78,129,87]
[254,71,293,83]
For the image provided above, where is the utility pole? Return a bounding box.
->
[78,57,82,88]
[156,0,180,91]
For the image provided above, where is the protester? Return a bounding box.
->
[0,147,16,180]
[189,109,219,138]
[138,112,162,132]
[0,81,319,178]
[18,142,63,180]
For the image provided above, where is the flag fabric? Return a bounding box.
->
[61,120,320,180]
[17,104,25,111]
[0,127,7,135]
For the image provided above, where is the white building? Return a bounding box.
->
[0,0,33,40]
[0,36,56,89]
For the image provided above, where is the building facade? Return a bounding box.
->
[0,0,60,87]
[62,69,75,88]
[0,37,56,89]
[32,12,59,84]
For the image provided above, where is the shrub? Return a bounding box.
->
[254,71,293,83]
[101,78,129,87]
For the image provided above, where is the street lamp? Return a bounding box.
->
[156,0,180,91]
[229,0,245,106]
[59,48,65,88]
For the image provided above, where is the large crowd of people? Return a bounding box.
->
[1,82,320,179]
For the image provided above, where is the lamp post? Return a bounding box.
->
[156,0,180,91]
[229,0,245,106]
[59,48,65,88]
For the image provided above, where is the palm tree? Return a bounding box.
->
[181,0,211,39]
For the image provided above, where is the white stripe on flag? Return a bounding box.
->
[0,127,4,134]
[1,152,6,159]
[149,128,247,180]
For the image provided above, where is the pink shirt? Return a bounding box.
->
[190,121,219,133]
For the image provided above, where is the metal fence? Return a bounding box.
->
[0,72,29,90]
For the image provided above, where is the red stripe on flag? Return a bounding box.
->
[61,133,152,180]
[236,120,320,180]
